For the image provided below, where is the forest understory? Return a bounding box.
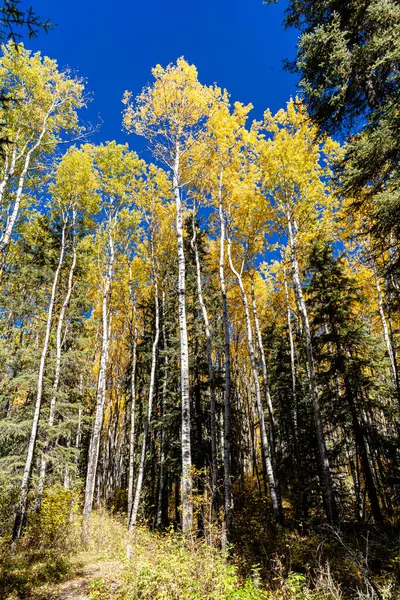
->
[2,503,400,600]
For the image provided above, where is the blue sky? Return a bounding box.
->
[27,0,299,156]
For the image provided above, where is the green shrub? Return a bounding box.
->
[88,526,266,600]
[25,484,81,552]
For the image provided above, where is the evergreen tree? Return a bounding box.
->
[306,241,396,522]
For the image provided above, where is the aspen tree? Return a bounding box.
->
[123,59,222,534]
[200,100,254,536]
[222,153,283,521]
[156,287,168,528]
[260,100,339,522]
[129,231,159,532]
[251,278,280,486]
[35,148,98,509]
[83,142,145,538]
[127,296,138,524]
[128,166,170,531]
[13,213,68,542]
[0,42,85,255]
[190,207,218,495]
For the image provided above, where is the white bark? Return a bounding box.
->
[156,289,168,528]
[174,143,193,535]
[0,106,54,253]
[226,232,281,522]
[286,210,336,523]
[0,146,17,207]
[373,262,399,388]
[129,238,160,532]
[250,279,278,456]
[75,405,82,462]
[127,302,138,525]
[36,212,78,508]
[283,260,299,447]
[83,223,115,539]
[190,213,218,493]
[218,179,233,535]
[13,218,68,543]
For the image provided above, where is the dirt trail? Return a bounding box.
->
[31,558,121,600]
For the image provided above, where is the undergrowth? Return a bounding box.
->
[0,485,399,599]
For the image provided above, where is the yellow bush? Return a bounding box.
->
[88,525,265,600]
[25,484,82,552]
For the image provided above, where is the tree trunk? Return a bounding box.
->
[0,145,17,207]
[127,302,138,524]
[250,279,279,479]
[156,289,168,528]
[349,390,382,523]
[174,143,193,535]
[373,262,400,397]
[334,334,383,523]
[36,213,78,509]
[0,106,53,253]
[83,223,115,539]
[13,218,68,543]
[191,213,218,495]
[226,232,282,524]
[286,210,337,523]
[129,238,160,532]
[218,177,233,537]
[283,260,299,448]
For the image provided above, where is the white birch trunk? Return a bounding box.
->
[36,212,78,508]
[286,211,336,523]
[0,106,54,253]
[12,218,68,543]
[250,279,278,458]
[218,178,233,535]
[174,143,193,535]
[127,302,138,525]
[156,289,168,528]
[191,214,218,493]
[0,146,17,207]
[129,238,160,532]
[83,224,115,539]
[75,405,82,464]
[373,262,399,388]
[283,260,299,448]
[226,233,281,522]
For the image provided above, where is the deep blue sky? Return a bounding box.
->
[27,0,299,156]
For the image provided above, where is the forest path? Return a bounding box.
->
[31,556,122,600]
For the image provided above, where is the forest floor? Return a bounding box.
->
[29,554,122,600]
[2,509,399,599]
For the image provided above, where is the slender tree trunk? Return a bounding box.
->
[64,431,72,489]
[129,238,160,532]
[226,232,282,523]
[127,303,138,524]
[191,213,218,495]
[75,405,82,468]
[36,215,78,509]
[218,177,233,537]
[13,218,68,543]
[83,224,115,539]
[286,211,337,523]
[0,106,54,253]
[0,146,16,206]
[174,144,193,535]
[334,337,383,523]
[250,279,279,478]
[373,262,400,396]
[156,289,168,528]
[348,389,382,523]
[283,260,299,446]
